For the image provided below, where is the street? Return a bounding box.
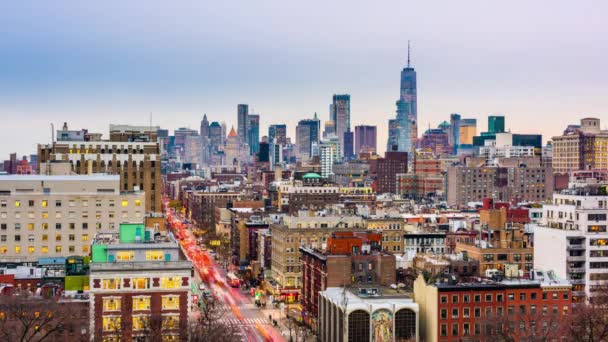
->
[164,201,286,342]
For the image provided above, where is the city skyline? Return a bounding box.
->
[1,1,607,157]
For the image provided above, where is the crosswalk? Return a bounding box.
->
[220,318,270,326]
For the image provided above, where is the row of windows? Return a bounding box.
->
[1,221,124,231]
[102,295,180,312]
[440,320,560,337]
[3,199,140,208]
[101,314,179,332]
[440,304,569,320]
[440,291,567,304]
[1,233,88,242]
[100,277,182,290]
[0,245,88,254]
[0,211,140,220]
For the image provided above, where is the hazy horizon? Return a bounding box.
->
[1,1,607,158]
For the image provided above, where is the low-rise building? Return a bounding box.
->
[319,286,419,342]
[89,223,192,341]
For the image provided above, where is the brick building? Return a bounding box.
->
[376,151,408,194]
[414,270,572,342]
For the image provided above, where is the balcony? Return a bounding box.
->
[567,245,586,251]
[567,255,587,262]
[568,267,586,273]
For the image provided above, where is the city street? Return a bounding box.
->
[164,200,286,342]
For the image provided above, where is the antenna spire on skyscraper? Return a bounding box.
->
[407,40,411,68]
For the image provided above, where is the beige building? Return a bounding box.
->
[38,138,161,213]
[270,213,365,289]
[551,118,608,174]
[365,217,405,253]
[0,175,145,262]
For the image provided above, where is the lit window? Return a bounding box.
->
[146,251,164,260]
[15,246,21,254]
[162,295,180,310]
[14,201,20,207]
[28,246,34,253]
[161,277,181,289]
[121,200,129,207]
[27,223,34,231]
[56,234,62,241]
[41,200,48,207]
[42,234,48,241]
[0,247,6,254]
[102,316,121,332]
[55,246,62,253]
[133,296,151,311]
[103,297,121,312]
[133,278,149,289]
[41,246,48,253]
[55,212,62,219]
[39,212,47,219]
[82,234,89,241]
[135,199,142,207]
[82,200,88,207]
[102,279,121,290]
[82,246,89,253]
[133,315,150,331]
[162,314,179,330]
[69,246,75,253]
[116,251,134,261]
[41,223,48,230]
[96,212,102,219]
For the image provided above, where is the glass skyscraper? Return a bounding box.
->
[387,44,416,154]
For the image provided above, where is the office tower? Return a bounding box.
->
[208,122,222,151]
[248,114,260,155]
[237,104,249,144]
[377,150,408,194]
[343,131,354,159]
[355,125,377,155]
[419,128,451,155]
[449,113,461,153]
[458,119,477,145]
[257,142,270,163]
[387,42,417,154]
[296,114,321,161]
[268,124,287,145]
[330,94,350,150]
[173,127,198,159]
[200,114,210,137]
[488,115,505,134]
[323,121,336,139]
[220,122,227,145]
[224,126,244,168]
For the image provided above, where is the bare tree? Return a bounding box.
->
[479,308,566,342]
[0,291,87,342]
[188,297,241,342]
[563,289,608,342]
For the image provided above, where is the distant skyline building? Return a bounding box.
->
[449,113,461,153]
[459,118,477,146]
[488,115,505,134]
[248,114,260,155]
[387,42,416,154]
[330,94,350,151]
[354,125,377,155]
[296,114,320,161]
[237,104,249,144]
[268,124,287,145]
[343,130,354,160]
[200,114,210,138]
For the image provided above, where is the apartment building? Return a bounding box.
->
[38,135,161,212]
[89,224,192,341]
[365,218,406,253]
[414,271,571,342]
[270,212,365,294]
[447,158,552,207]
[534,185,608,301]
[0,175,144,262]
[552,118,608,174]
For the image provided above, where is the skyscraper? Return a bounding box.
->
[343,131,354,160]
[248,114,260,155]
[355,125,377,155]
[268,124,287,145]
[296,114,320,161]
[488,115,505,134]
[449,113,461,154]
[237,104,249,144]
[200,114,210,138]
[209,121,222,152]
[330,94,350,150]
[387,42,417,154]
